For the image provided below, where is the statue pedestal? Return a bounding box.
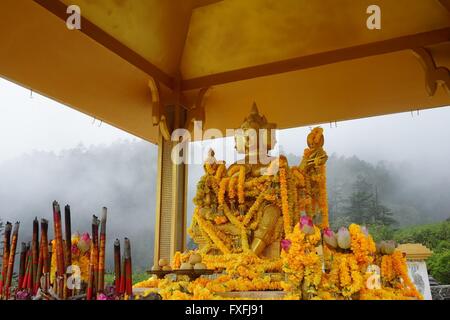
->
[217,291,286,300]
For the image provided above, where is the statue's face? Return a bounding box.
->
[234,127,276,155]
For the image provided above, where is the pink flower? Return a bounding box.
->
[71,244,80,256]
[97,293,108,300]
[337,227,351,249]
[281,239,291,252]
[300,215,314,235]
[77,232,91,253]
[16,290,30,300]
[323,228,337,248]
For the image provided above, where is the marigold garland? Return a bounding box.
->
[215,163,226,181]
[238,166,246,205]
[381,254,394,283]
[218,177,229,206]
[279,163,292,236]
[243,191,265,226]
[193,210,231,254]
[318,165,329,228]
[228,175,238,200]
[391,250,423,299]
[349,223,376,267]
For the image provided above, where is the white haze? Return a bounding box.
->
[1,77,450,269]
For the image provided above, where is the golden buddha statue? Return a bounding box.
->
[188,104,329,258]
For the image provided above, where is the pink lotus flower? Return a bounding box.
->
[16,290,31,300]
[300,215,315,235]
[281,239,291,252]
[97,293,108,300]
[337,227,351,249]
[71,244,80,256]
[77,232,91,253]
[323,228,337,248]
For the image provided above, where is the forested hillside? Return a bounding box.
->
[0,140,449,271]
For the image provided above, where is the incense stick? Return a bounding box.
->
[124,237,132,296]
[0,222,12,298]
[18,242,27,290]
[64,205,72,297]
[31,217,39,291]
[86,243,95,300]
[91,214,100,296]
[114,239,121,291]
[5,222,20,299]
[97,207,107,292]
[40,219,49,292]
[52,201,65,298]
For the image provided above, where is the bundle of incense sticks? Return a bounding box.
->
[0,222,12,298]
[64,205,72,297]
[4,222,20,299]
[124,238,132,296]
[31,218,39,291]
[22,243,32,291]
[86,242,95,300]
[98,207,107,293]
[119,238,132,296]
[35,219,50,293]
[91,215,100,295]
[114,239,121,291]
[18,242,27,290]
[52,201,65,298]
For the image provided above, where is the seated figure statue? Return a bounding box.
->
[188,103,328,258]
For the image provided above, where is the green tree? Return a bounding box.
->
[369,187,397,226]
[344,176,373,224]
[393,221,450,284]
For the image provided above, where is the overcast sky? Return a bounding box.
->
[1,76,450,169]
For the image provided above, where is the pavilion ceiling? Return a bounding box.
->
[0,0,449,144]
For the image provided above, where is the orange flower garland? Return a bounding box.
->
[391,251,423,299]
[193,209,231,254]
[349,224,376,267]
[279,162,292,236]
[237,166,246,205]
[218,177,229,206]
[215,163,226,181]
[318,165,329,228]
[381,254,394,283]
[228,175,238,200]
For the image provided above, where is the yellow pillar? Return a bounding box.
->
[153,105,187,267]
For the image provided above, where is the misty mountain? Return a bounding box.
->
[1,140,449,271]
[0,140,157,271]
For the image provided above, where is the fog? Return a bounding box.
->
[1,77,450,270]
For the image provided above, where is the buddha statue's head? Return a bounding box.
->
[234,103,277,158]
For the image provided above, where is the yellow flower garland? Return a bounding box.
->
[218,177,229,206]
[238,166,246,205]
[193,210,231,254]
[349,224,376,267]
[391,251,423,300]
[215,163,226,181]
[279,162,292,236]
[243,191,265,226]
[228,175,238,200]
[318,165,329,228]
